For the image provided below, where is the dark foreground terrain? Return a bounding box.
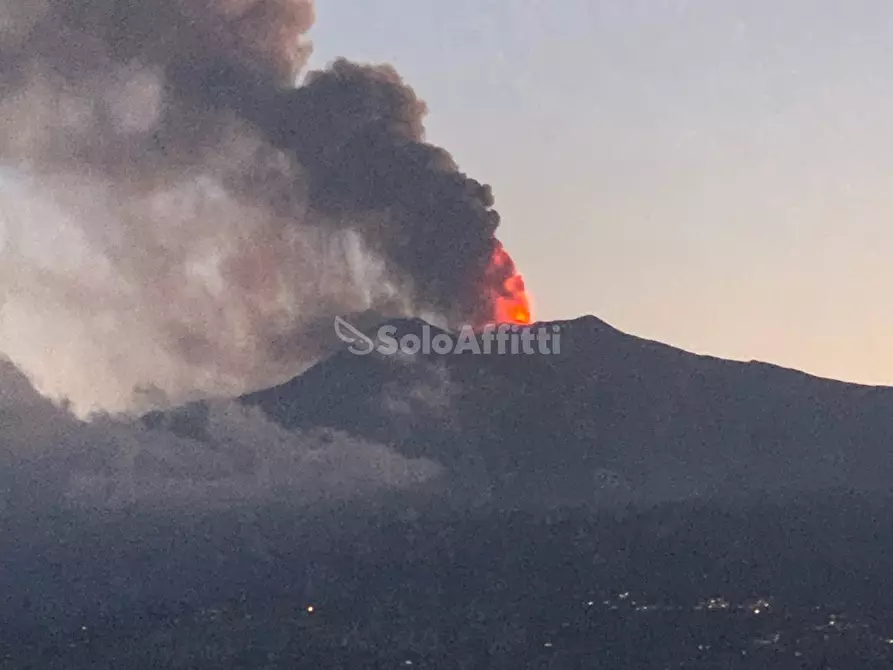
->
[3,492,893,669]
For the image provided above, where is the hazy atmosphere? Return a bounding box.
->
[3,3,893,668]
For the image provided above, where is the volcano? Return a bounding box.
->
[143,315,893,508]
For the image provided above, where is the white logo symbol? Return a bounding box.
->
[333,316,376,355]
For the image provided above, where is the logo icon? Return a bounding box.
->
[333,316,376,355]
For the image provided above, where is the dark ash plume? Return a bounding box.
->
[0,0,518,413]
[262,59,507,325]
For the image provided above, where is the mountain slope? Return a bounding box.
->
[147,316,893,506]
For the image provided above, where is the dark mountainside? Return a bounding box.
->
[7,320,893,668]
[148,314,893,506]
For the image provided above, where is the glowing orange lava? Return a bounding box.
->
[489,242,533,325]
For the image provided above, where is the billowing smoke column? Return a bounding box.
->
[0,0,531,414]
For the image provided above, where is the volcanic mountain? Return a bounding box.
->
[145,315,893,507]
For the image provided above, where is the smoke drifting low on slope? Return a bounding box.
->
[0,362,443,513]
[0,0,520,414]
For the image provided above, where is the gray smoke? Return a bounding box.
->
[0,360,443,513]
[0,0,517,415]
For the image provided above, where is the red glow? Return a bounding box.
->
[488,242,533,325]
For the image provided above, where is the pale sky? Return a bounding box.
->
[307,0,893,385]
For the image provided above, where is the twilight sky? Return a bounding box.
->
[308,0,893,385]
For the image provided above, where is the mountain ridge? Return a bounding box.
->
[144,314,893,507]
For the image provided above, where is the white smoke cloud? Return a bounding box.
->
[0,165,401,415]
[0,0,416,416]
